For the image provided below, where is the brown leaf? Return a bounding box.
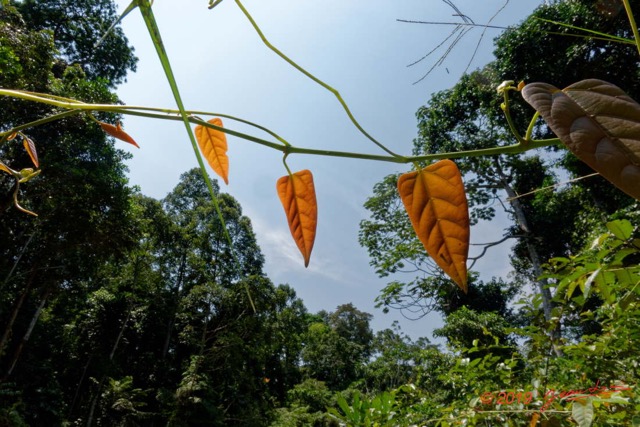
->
[529,412,540,427]
[522,79,640,200]
[195,118,229,185]
[397,160,470,292]
[100,122,140,148]
[23,136,39,168]
[277,169,317,267]
[0,160,14,175]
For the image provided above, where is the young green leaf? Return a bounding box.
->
[277,169,317,267]
[195,118,229,185]
[397,160,470,292]
[522,79,640,200]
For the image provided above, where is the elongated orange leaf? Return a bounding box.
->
[100,122,140,148]
[397,160,470,292]
[277,169,317,267]
[522,79,640,200]
[195,118,229,185]
[23,136,39,168]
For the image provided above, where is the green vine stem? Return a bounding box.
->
[535,17,636,45]
[136,0,256,312]
[497,81,526,144]
[0,110,83,140]
[232,0,402,159]
[282,154,293,176]
[0,88,560,165]
[623,0,640,57]
[525,111,540,142]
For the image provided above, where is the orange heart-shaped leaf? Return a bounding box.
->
[100,122,140,148]
[522,79,640,200]
[277,169,318,267]
[195,118,229,185]
[23,136,39,168]
[397,160,470,292]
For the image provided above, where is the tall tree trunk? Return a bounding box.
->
[493,159,561,356]
[86,376,106,427]
[161,317,175,360]
[0,270,36,359]
[1,232,35,291]
[86,307,132,427]
[162,253,186,360]
[502,184,555,321]
[5,287,51,378]
[69,355,93,418]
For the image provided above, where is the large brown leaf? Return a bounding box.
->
[397,160,470,292]
[277,169,318,267]
[522,79,640,200]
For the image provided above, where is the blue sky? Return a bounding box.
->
[113,0,540,340]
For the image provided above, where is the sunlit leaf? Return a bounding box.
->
[195,118,229,185]
[522,79,640,200]
[606,219,633,240]
[100,122,140,148]
[277,169,317,267]
[23,136,39,168]
[572,399,594,427]
[397,159,470,292]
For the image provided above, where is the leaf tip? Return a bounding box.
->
[100,122,140,148]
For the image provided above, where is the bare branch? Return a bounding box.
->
[399,0,511,84]
[468,235,515,269]
[505,173,600,201]
[397,19,508,31]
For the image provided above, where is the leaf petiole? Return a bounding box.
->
[525,111,540,142]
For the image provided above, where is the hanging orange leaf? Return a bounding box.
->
[195,118,229,185]
[522,79,640,200]
[277,169,317,267]
[100,122,140,148]
[23,136,39,168]
[397,160,470,292]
